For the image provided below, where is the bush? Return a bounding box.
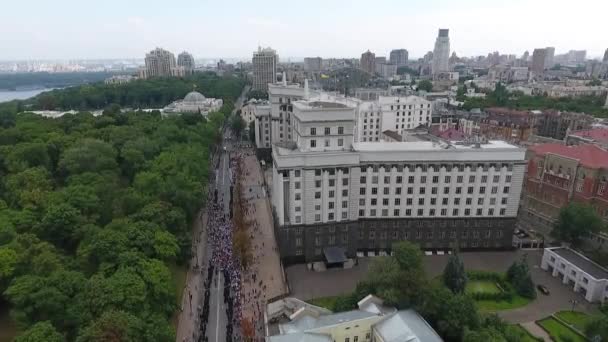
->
[467,271,502,282]
[471,291,513,302]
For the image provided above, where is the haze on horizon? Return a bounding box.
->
[2,0,606,60]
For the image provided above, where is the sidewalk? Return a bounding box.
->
[238,152,288,339]
[175,206,210,341]
[521,322,553,341]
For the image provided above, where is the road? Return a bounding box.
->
[175,85,249,342]
[206,132,232,342]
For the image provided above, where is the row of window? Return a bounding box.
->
[361,174,511,184]
[310,138,344,148]
[360,163,514,172]
[310,126,345,136]
[360,197,508,206]
[359,207,508,217]
[360,186,510,195]
[361,228,502,240]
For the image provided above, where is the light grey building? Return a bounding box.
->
[361,50,376,75]
[531,48,547,75]
[389,49,409,66]
[544,47,555,69]
[432,29,450,75]
[177,51,195,74]
[252,46,278,92]
[304,57,322,72]
[144,47,176,78]
[271,90,525,262]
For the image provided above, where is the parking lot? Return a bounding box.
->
[285,249,599,323]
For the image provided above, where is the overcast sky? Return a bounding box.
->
[1,0,606,60]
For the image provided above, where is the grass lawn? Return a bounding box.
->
[554,311,592,333]
[537,317,587,342]
[169,264,188,329]
[0,304,17,342]
[510,325,543,342]
[476,294,532,312]
[465,280,501,294]
[307,296,340,311]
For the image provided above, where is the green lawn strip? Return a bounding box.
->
[510,324,544,342]
[307,296,341,311]
[554,311,592,333]
[537,317,587,342]
[476,294,531,312]
[465,280,501,295]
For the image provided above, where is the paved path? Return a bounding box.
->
[521,322,553,341]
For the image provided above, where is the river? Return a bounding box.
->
[0,88,55,103]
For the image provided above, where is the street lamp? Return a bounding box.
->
[570,299,578,312]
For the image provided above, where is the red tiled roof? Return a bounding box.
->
[529,143,608,169]
[570,128,608,144]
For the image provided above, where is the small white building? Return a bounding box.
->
[541,247,608,303]
[162,91,223,116]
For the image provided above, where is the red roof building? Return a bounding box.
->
[519,143,608,240]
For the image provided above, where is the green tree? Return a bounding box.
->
[507,255,536,299]
[552,203,604,246]
[417,79,433,92]
[248,120,255,143]
[585,315,608,341]
[392,241,423,273]
[58,139,118,176]
[230,115,246,138]
[463,327,507,342]
[436,293,480,340]
[14,321,65,342]
[443,253,467,294]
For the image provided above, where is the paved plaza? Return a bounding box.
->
[238,151,288,339]
[286,249,599,324]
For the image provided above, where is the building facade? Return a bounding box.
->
[144,47,176,78]
[544,47,555,69]
[389,49,409,66]
[432,29,450,75]
[177,51,195,74]
[304,57,322,72]
[252,47,278,92]
[531,48,547,75]
[361,50,376,75]
[271,95,525,263]
[534,111,594,140]
[519,144,608,239]
[356,96,432,142]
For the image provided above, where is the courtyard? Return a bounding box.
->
[285,249,599,323]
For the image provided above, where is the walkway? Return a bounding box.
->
[521,322,553,342]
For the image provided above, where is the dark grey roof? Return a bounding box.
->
[323,247,347,264]
[552,248,608,280]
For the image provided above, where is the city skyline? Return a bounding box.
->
[1,0,607,60]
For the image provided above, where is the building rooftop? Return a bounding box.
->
[352,140,518,152]
[528,143,608,169]
[374,310,443,342]
[569,128,608,144]
[550,247,608,280]
[281,310,377,334]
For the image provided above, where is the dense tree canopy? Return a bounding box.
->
[461,83,608,118]
[0,75,243,340]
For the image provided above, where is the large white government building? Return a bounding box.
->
[253,80,525,263]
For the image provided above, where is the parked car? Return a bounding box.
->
[537,284,550,295]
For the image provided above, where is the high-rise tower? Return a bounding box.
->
[432,29,450,75]
[252,47,278,92]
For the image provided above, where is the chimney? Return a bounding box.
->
[304,79,309,100]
